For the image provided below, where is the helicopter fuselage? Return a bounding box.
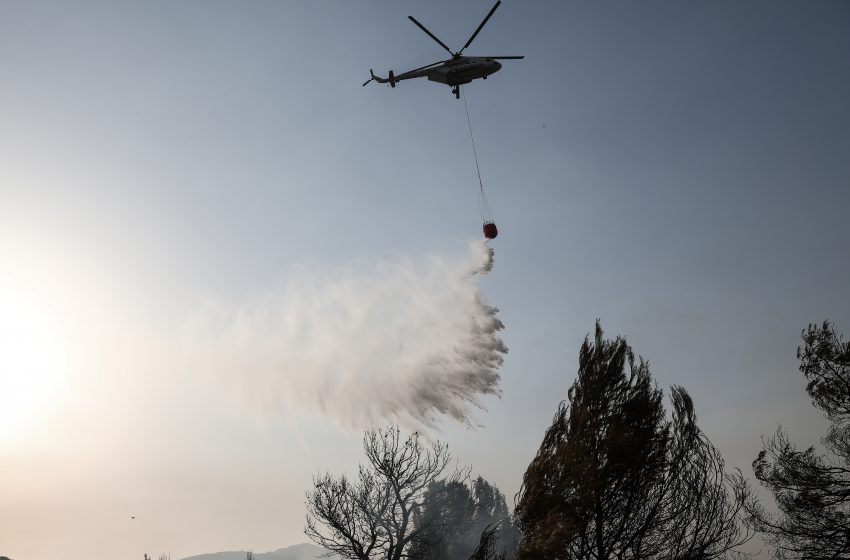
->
[370,57,505,98]
[426,57,502,86]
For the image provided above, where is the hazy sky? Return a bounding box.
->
[1,1,849,559]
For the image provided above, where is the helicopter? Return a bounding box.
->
[362,1,523,99]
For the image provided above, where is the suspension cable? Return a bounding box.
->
[462,86,494,221]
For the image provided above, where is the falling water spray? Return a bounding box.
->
[186,241,506,431]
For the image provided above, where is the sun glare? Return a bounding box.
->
[0,291,69,445]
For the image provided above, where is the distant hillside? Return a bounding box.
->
[181,543,339,560]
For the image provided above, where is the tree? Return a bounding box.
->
[515,321,752,560]
[409,479,475,559]
[662,390,754,560]
[305,426,454,560]
[471,477,521,557]
[468,524,508,560]
[515,321,668,559]
[409,476,520,560]
[747,321,850,559]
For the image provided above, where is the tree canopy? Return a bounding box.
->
[306,426,459,560]
[515,321,751,560]
[305,426,517,560]
[410,476,519,560]
[748,321,850,559]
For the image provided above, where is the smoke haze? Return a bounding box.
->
[187,240,506,430]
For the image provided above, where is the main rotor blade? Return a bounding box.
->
[483,56,524,59]
[408,16,454,56]
[459,0,501,55]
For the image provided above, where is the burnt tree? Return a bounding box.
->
[305,426,454,560]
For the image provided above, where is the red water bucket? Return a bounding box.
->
[483,222,498,239]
